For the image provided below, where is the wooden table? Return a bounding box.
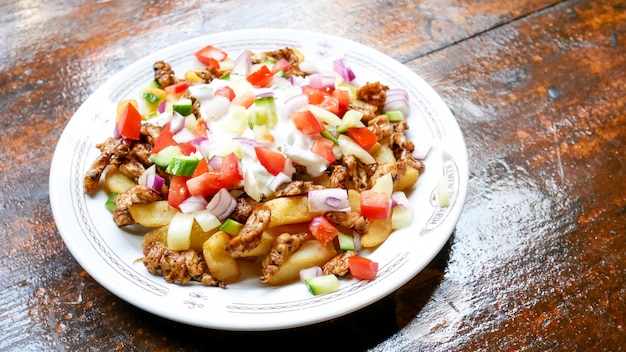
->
[2,0,624,350]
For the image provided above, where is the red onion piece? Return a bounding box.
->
[383,88,410,116]
[231,50,251,76]
[308,73,335,89]
[113,123,120,139]
[256,91,275,99]
[232,136,260,147]
[282,94,309,119]
[192,137,211,159]
[333,58,356,82]
[208,155,223,170]
[206,188,237,221]
[268,172,292,192]
[204,95,231,120]
[391,191,410,208]
[169,112,185,133]
[299,266,323,281]
[179,195,208,214]
[145,173,165,193]
[172,127,196,144]
[157,100,167,113]
[308,188,350,212]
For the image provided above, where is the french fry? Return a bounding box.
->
[265,196,321,227]
[348,189,361,212]
[266,240,337,285]
[128,200,178,228]
[394,165,419,191]
[141,225,168,248]
[104,165,135,193]
[359,218,393,248]
[203,231,241,283]
[372,144,396,165]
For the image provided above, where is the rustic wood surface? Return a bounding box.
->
[1,0,624,350]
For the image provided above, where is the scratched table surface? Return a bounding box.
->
[1,0,625,351]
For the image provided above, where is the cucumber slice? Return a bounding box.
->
[305,274,340,295]
[149,145,182,168]
[165,155,201,176]
[219,218,243,236]
[338,233,355,251]
[172,98,193,116]
[384,110,405,122]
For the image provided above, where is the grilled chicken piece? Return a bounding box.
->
[322,250,358,276]
[224,205,271,257]
[260,232,311,283]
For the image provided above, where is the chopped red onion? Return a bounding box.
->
[299,266,323,281]
[206,188,237,221]
[268,172,292,192]
[282,94,309,119]
[179,195,208,214]
[353,232,362,251]
[256,91,275,99]
[383,88,410,116]
[204,95,231,120]
[113,123,120,139]
[157,100,167,113]
[232,136,260,147]
[308,73,336,89]
[231,50,252,76]
[144,173,165,193]
[169,112,185,133]
[308,188,350,212]
[391,191,410,208]
[208,155,223,170]
[192,137,211,159]
[172,127,196,144]
[333,58,356,82]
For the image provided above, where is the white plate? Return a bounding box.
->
[49,29,468,331]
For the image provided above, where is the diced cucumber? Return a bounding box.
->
[172,98,193,116]
[251,96,277,127]
[165,155,201,176]
[105,192,120,213]
[219,218,243,236]
[338,233,355,251]
[384,110,405,122]
[149,145,182,168]
[305,274,340,295]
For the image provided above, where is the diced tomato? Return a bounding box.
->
[247,65,273,88]
[255,147,286,176]
[317,92,339,115]
[168,175,191,209]
[116,101,142,140]
[231,90,256,108]
[186,172,221,197]
[271,58,291,74]
[215,86,236,101]
[311,135,336,163]
[217,153,243,185]
[191,157,209,178]
[360,190,391,220]
[152,123,177,153]
[333,89,349,117]
[178,141,196,156]
[186,153,242,197]
[193,118,208,138]
[195,45,227,67]
[291,110,324,135]
[164,81,189,96]
[348,256,379,280]
[347,127,378,151]
[309,216,339,246]
[301,85,324,105]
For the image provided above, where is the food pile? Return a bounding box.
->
[83,44,425,295]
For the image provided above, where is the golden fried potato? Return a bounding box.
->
[128,200,178,228]
[359,218,393,248]
[266,240,337,286]
[265,196,322,227]
[141,225,167,248]
[348,189,361,212]
[202,231,240,283]
[104,165,136,193]
[394,165,419,191]
[372,144,396,164]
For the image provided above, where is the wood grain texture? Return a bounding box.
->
[1,0,624,351]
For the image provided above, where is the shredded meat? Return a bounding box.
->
[324,211,370,235]
[196,66,221,84]
[140,124,162,145]
[357,82,388,113]
[153,60,177,88]
[229,196,259,224]
[250,47,305,77]
[260,232,311,283]
[371,160,407,187]
[367,114,393,145]
[322,250,358,276]
[343,154,377,191]
[112,185,163,226]
[225,205,271,257]
[142,241,225,287]
[329,164,348,189]
[274,180,324,197]
[118,160,146,182]
[83,138,133,194]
